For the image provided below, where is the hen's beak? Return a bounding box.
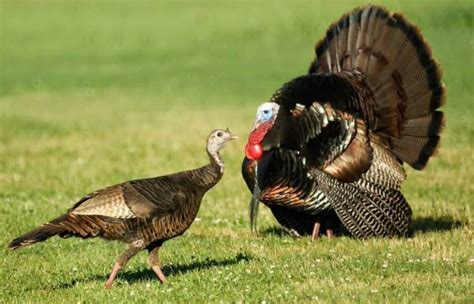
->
[226,128,238,140]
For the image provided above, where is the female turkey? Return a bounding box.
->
[242,5,445,239]
[9,129,237,288]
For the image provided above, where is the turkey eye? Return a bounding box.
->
[217,132,223,137]
[263,110,269,115]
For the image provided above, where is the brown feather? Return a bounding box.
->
[323,119,373,182]
[310,5,445,170]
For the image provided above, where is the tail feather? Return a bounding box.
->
[310,5,445,170]
[8,215,68,250]
[404,84,446,119]
[9,213,130,250]
[391,135,440,170]
[402,111,445,137]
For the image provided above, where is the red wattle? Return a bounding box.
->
[248,121,273,144]
[245,143,263,160]
[245,120,273,160]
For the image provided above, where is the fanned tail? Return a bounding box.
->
[310,5,446,170]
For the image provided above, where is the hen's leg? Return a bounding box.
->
[148,244,166,283]
[104,243,144,289]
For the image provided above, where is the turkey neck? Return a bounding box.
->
[209,147,225,178]
[190,149,224,190]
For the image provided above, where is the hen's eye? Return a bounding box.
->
[217,131,223,137]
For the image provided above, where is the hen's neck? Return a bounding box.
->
[186,148,224,191]
[208,149,224,174]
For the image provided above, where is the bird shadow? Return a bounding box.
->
[261,215,464,238]
[261,226,293,237]
[261,226,350,238]
[409,215,463,235]
[120,252,252,284]
[57,252,252,289]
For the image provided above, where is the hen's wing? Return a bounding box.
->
[71,177,186,220]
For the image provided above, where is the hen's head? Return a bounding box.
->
[207,128,238,154]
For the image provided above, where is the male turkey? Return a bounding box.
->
[9,129,237,288]
[242,5,445,239]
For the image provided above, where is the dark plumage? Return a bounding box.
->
[9,129,237,288]
[242,5,445,239]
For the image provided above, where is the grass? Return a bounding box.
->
[0,0,472,302]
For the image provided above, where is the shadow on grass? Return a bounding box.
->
[121,252,253,283]
[261,227,292,237]
[261,226,348,238]
[57,252,252,289]
[410,216,463,235]
[262,215,463,239]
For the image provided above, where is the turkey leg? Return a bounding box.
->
[148,244,167,283]
[311,222,321,241]
[104,243,144,289]
[312,221,335,240]
[324,215,337,239]
[326,229,334,239]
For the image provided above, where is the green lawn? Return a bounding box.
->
[0,0,472,302]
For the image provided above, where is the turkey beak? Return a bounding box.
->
[226,128,238,140]
[249,165,261,234]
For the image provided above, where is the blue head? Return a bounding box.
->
[254,102,280,127]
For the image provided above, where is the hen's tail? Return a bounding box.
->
[8,215,68,250]
[310,5,446,170]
